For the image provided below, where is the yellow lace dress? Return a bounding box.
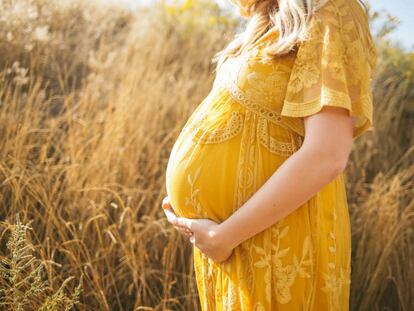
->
[165,0,377,310]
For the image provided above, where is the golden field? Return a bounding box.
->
[0,0,413,310]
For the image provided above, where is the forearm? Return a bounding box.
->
[216,147,344,250]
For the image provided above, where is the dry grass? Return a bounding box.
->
[0,0,412,310]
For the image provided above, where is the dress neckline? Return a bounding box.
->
[219,27,280,68]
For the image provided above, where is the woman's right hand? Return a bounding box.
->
[162,195,194,237]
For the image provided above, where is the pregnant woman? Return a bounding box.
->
[163,0,377,309]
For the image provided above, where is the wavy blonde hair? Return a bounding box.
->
[213,0,367,71]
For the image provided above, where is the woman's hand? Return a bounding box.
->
[161,195,235,263]
[162,196,193,237]
[174,217,235,263]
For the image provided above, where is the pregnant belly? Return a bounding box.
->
[165,130,242,223]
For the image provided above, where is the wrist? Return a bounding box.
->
[215,221,240,250]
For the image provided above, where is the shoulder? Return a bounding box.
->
[312,0,368,23]
[299,0,377,71]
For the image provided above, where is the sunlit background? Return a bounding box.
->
[136,0,414,50]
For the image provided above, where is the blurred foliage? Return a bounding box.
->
[377,42,414,88]
[0,214,83,311]
[0,0,134,96]
[159,0,239,33]
[368,3,414,85]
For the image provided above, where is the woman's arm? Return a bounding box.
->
[215,105,354,250]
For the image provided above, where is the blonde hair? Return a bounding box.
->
[213,0,367,71]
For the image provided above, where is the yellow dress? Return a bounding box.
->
[165,0,377,310]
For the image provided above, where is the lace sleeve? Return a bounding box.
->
[280,0,377,140]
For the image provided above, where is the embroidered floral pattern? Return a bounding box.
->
[185,167,209,218]
[225,77,286,126]
[257,117,303,157]
[245,68,290,108]
[253,301,266,311]
[231,109,259,214]
[214,37,292,127]
[321,207,351,310]
[222,279,239,309]
[189,110,244,145]
[282,0,376,141]
[287,60,320,94]
[252,223,313,304]
[194,249,218,310]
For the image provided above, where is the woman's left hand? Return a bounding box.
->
[162,199,234,263]
[175,217,235,263]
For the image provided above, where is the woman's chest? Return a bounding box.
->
[212,46,297,114]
